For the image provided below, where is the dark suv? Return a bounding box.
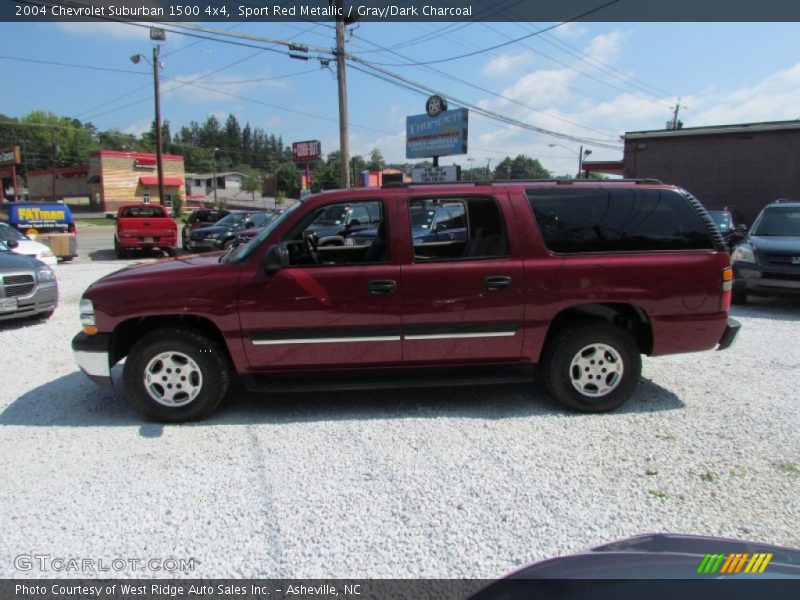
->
[346,202,468,246]
[731,199,800,304]
[188,211,273,252]
[181,209,230,250]
[73,180,739,422]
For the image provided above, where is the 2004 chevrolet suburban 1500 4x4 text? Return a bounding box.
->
[72,181,741,422]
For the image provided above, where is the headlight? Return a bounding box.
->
[80,298,95,328]
[40,249,55,258]
[732,244,756,264]
[207,232,221,239]
[36,265,56,282]
[345,237,355,246]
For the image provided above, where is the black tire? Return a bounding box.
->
[114,238,127,259]
[123,328,230,422]
[541,322,642,413]
[222,239,236,251]
[61,256,74,262]
[731,285,747,306]
[163,247,177,257]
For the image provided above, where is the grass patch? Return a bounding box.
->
[649,489,668,499]
[773,462,800,476]
[645,469,658,476]
[700,472,716,483]
[76,218,116,226]
[729,467,748,478]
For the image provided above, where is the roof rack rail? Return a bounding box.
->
[380,178,665,189]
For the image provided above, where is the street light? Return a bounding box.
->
[131,27,166,206]
[549,143,593,178]
[212,147,219,205]
[467,157,475,180]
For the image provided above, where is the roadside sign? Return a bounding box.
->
[411,166,460,183]
[406,108,468,159]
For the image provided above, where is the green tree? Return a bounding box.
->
[241,173,261,201]
[493,155,551,180]
[275,162,300,197]
[367,148,385,171]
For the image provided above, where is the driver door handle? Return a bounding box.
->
[484,276,512,291]
[368,280,397,295]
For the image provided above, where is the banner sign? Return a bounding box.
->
[406,109,468,160]
[292,140,321,162]
[411,166,459,183]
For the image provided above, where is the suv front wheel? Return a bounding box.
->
[123,328,230,422]
[541,322,641,413]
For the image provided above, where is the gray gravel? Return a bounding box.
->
[1,258,799,579]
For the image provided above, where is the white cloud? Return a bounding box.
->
[160,70,296,103]
[583,30,629,66]
[552,22,588,39]
[497,69,576,108]
[481,51,535,76]
[57,22,150,41]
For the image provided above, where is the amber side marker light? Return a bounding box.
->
[82,325,98,336]
[722,267,733,291]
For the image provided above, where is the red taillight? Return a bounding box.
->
[67,223,76,233]
[720,266,733,311]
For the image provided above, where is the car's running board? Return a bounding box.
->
[243,364,536,393]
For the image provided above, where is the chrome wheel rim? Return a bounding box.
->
[143,351,203,407]
[568,343,624,397]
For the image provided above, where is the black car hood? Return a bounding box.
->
[748,235,800,253]
[0,251,41,270]
[192,224,233,237]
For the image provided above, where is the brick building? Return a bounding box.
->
[26,150,186,213]
[622,120,800,224]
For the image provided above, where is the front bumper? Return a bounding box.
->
[72,332,113,387]
[189,238,224,251]
[0,281,58,322]
[717,318,741,351]
[734,263,800,297]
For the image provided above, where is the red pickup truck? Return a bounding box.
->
[74,180,740,422]
[114,203,177,258]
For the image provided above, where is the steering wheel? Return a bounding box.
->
[303,231,320,263]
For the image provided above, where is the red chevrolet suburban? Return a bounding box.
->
[114,203,178,258]
[73,181,740,422]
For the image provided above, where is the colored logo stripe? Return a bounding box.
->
[697,552,773,574]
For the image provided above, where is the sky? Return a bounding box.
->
[2,17,800,176]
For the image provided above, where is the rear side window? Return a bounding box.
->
[121,205,167,218]
[526,188,713,253]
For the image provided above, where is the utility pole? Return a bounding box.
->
[670,99,683,130]
[335,0,350,189]
[51,128,57,201]
[153,44,166,206]
[486,157,492,179]
[578,145,584,178]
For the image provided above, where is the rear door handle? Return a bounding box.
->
[368,279,397,295]
[484,276,512,291]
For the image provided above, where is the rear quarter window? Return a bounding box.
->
[526,188,714,253]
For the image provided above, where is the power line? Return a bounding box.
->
[0,54,149,75]
[366,0,620,67]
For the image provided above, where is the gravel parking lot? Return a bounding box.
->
[1,241,799,579]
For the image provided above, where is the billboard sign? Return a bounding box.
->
[0,147,20,165]
[406,108,468,159]
[411,166,459,183]
[292,140,321,162]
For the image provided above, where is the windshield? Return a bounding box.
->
[215,213,248,229]
[411,209,436,230]
[752,207,800,236]
[707,210,733,231]
[312,205,347,226]
[227,202,302,263]
[0,223,26,241]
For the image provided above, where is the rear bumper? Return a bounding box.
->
[717,318,741,351]
[117,236,177,249]
[72,332,113,387]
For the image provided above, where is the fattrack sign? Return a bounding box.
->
[406,108,468,160]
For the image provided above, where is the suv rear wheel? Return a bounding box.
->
[541,322,641,413]
[123,328,230,422]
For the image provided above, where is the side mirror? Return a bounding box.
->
[262,243,289,274]
[435,222,448,232]
[735,224,747,233]
[348,219,361,228]
[246,221,256,229]
[7,239,19,249]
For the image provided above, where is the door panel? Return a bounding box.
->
[239,264,402,370]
